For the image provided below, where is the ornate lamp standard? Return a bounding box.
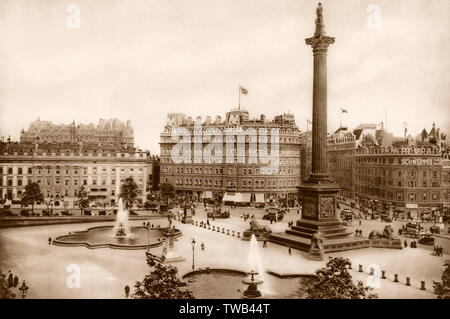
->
[19,280,29,299]
[191,238,196,270]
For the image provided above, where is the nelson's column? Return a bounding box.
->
[270,3,370,254]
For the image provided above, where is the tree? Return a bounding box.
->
[75,185,90,214]
[305,257,377,299]
[21,182,44,214]
[119,176,139,209]
[159,183,175,205]
[433,260,450,299]
[131,252,194,299]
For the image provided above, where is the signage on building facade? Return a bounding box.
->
[401,158,432,166]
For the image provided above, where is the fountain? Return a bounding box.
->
[161,211,185,263]
[242,270,264,298]
[113,198,130,238]
[53,198,182,249]
[242,234,272,298]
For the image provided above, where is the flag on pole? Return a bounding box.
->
[340,107,348,113]
[239,85,248,95]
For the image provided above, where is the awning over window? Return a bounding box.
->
[406,203,419,209]
[202,191,212,199]
[240,193,251,203]
[222,193,236,202]
[255,193,265,203]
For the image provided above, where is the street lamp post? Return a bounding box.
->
[147,224,150,251]
[19,280,29,299]
[191,238,196,270]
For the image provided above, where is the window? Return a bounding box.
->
[55,177,60,184]
[8,168,12,174]
[18,168,22,175]
[17,179,22,186]
[74,179,78,186]
[65,179,70,186]
[83,179,87,185]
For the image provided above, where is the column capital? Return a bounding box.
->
[305,35,335,55]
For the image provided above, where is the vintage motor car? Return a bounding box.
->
[418,234,435,245]
[263,208,285,222]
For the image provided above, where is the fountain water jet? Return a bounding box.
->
[113,198,131,238]
[245,234,273,297]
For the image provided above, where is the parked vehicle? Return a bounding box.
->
[340,209,353,222]
[207,209,230,219]
[98,210,107,216]
[404,223,424,238]
[418,234,435,245]
[129,210,138,216]
[60,210,72,216]
[380,213,392,223]
[263,208,285,222]
[20,209,31,217]
[83,210,92,216]
[255,202,265,209]
[1,209,15,217]
[429,225,440,234]
[42,210,51,216]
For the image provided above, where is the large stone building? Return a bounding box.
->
[328,128,357,199]
[20,118,134,147]
[298,122,449,220]
[0,141,150,208]
[160,108,302,206]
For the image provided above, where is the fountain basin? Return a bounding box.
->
[53,225,182,250]
[182,268,316,299]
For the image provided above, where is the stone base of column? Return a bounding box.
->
[269,178,370,253]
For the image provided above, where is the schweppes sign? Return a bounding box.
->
[401,158,432,165]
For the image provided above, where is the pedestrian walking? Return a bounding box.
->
[207,219,210,226]
[263,240,267,248]
[124,285,130,298]
[201,242,205,251]
[7,271,13,288]
[359,220,361,226]
[404,239,408,248]
[288,247,292,255]
[48,237,52,245]
[13,275,19,288]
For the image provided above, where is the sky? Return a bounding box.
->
[0,0,449,154]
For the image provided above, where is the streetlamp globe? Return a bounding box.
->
[19,280,29,299]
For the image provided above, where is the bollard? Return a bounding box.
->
[381,270,386,279]
[420,281,425,290]
[212,226,215,231]
[227,229,230,235]
[195,221,198,226]
[394,274,398,282]
[237,232,240,238]
[232,230,235,236]
[406,277,410,286]
[217,227,220,232]
[222,228,225,233]
[358,265,363,272]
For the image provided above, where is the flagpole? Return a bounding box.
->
[238,85,240,110]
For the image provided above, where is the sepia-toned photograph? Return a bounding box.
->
[0,0,449,304]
